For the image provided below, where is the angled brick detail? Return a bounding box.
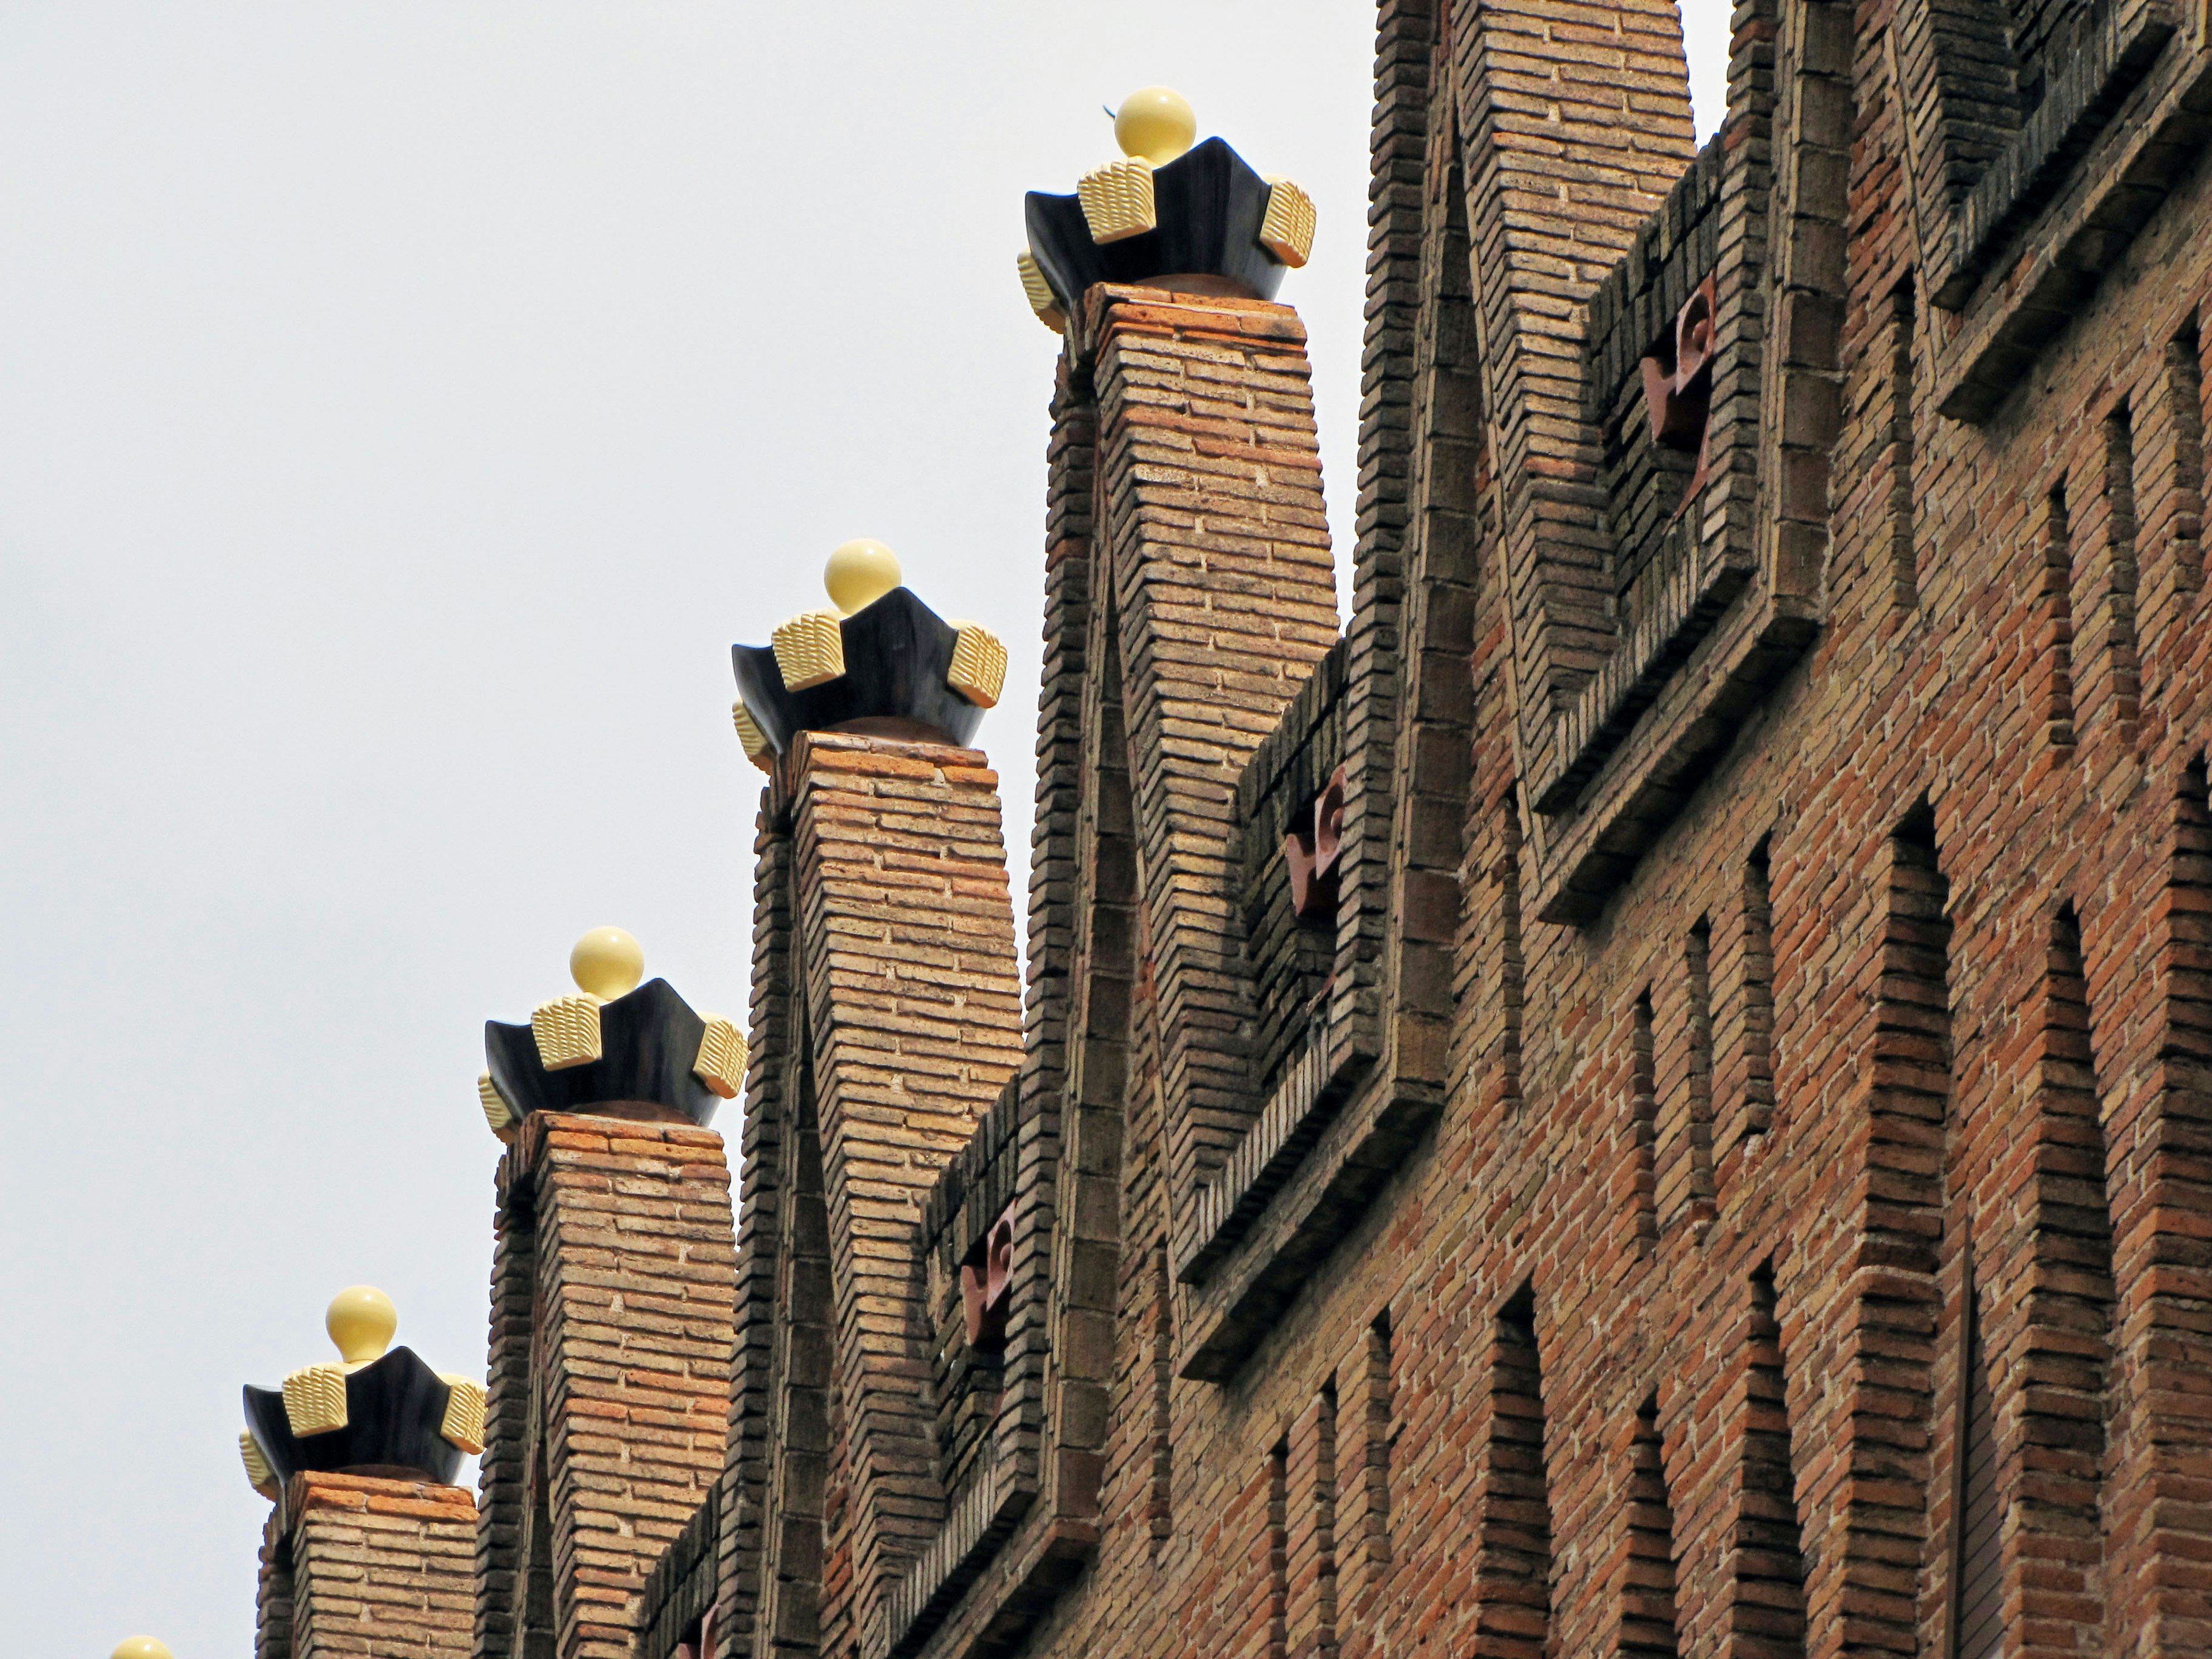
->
[1075,285,1341,1274]
[1330,0,1444,1076]
[720,784,823,1659]
[1446,0,1696,787]
[787,732,1024,1658]
[1025,365,1100,1104]
[475,1163,539,1659]
[2104,760,2212,1653]
[717,796,796,1659]
[1803,817,1951,1659]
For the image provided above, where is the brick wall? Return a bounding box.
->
[581,11,2212,1659]
[1075,284,1342,1274]
[703,732,1027,1659]
[261,1472,475,1659]
[853,10,2212,1659]
[792,730,1025,1657]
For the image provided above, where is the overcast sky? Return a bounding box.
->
[0,5,1725,1652]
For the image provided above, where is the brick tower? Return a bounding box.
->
[711,544,1027,1659]
[471,930,741,1659]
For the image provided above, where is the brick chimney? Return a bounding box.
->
[469,934,741,1659]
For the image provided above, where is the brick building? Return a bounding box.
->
[233,5,2212,1659]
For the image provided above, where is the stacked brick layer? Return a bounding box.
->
[260,1473,476,1659]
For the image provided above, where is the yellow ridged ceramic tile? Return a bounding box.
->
[732,701,775,771]
[1015,250,1066,332]
[694,1016,749,1100]
[771,609,845,692]
[949,624,1009,709]
[1078,157,1156,244]
[1260,180,1317,268]
[238,1430,278,1499]
[438,1375,487,1454]
[282,1363,349,1437]
[478,1071,516,1140]
[531,994,603,1071]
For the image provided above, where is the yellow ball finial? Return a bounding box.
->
[1115,87,1196,165]
[570,926,645,1001]
[112,1641,173,1659]
[327,1285,398,1368]
[823,539,902,616]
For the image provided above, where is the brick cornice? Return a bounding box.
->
[266,1471,477,1659]
[283,1468,477,1522]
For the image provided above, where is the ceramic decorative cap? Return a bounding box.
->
[729,542,1007,768]
[112,1641,173,1659]
[1017,88,1316,331]
[477,929,747,1140]
[238,1287,487,1498]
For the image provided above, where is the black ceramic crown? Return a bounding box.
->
[1024,135,1288,322]
[243,1349,467,1488]
[484,977,725,1131]
[728,541,1005,765]
[238,1289,483,1498]
[476,930,744,1142]
[732,586,986,756]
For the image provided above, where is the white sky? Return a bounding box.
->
[0,6,1725,1652]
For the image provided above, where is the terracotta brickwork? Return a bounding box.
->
[419,6,2212,1659]
[815,6,2212,1659]
[1075,284,1342,1275]
[478,1113,734,1659]
[257,1473,475,1659]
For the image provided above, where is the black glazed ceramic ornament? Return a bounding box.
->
[484,976,722,1130]
[1024,137,1286,323]
[243,1347,466,1487]
[731,585,986,756]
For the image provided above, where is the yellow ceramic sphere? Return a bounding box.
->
[570,926,645,1001]
[823,539,903,616]
[327,1285,398,1366]
[112,1641,173,1659]
[1115,86,1196,165]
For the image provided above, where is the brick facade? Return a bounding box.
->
[256,1474,476,1659]
[232,6,2212,1659]
[677,3,2212,1656]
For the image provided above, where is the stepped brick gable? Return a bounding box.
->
[224,10,2212,1659]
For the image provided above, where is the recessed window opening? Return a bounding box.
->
[1677,1,1733,143]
